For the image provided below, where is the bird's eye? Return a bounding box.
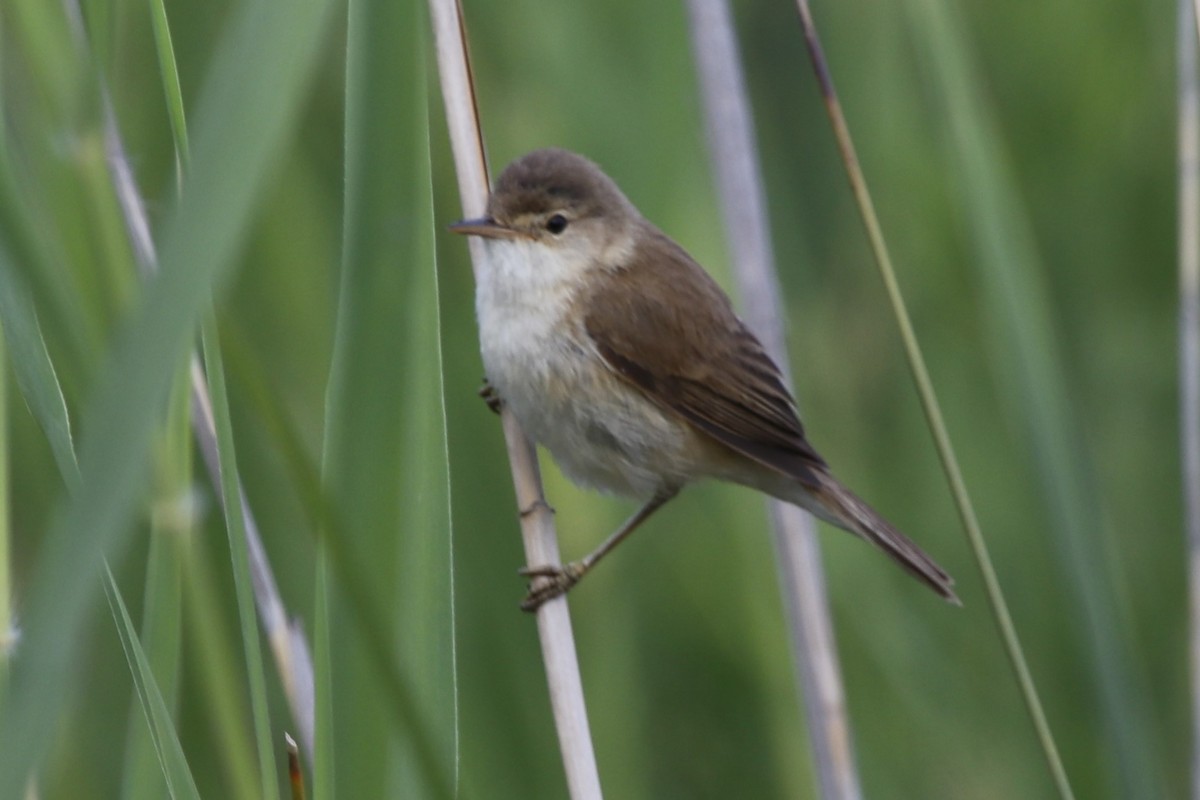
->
[545,214,569,234]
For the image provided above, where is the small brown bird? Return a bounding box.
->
[452,148,956,611]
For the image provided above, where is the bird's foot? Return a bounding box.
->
[478,378,503,414]
[518,561,585,612]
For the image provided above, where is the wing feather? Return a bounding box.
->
[584,225,827,488]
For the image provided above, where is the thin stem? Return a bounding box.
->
[683,1,861,798]
[791,2,1075,798]
[102,71,316,759]
[429,1,603,797]
[1179,1,1200,797]
[190,357,316,754]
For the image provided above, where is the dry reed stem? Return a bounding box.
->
[683,1,862,797]
[429,1,603,798]
[285,732,306,800]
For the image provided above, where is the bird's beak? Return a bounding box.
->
[448,217,525,240]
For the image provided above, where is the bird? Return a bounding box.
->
[450,147,957,611]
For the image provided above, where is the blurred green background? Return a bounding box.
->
[0,0,1182,796]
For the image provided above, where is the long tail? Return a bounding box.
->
[801,472,959,604]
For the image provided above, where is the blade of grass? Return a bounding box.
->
[1181,4,1200,798]
[5,0,86,122]
[178,533,266,800]
[128,0,322,766]
[130,0,317,760]
[0,217,195,799]
[428,2,602,796]
[0,154,94,385]
[145,0,189,182]
[31,0,140,355]
[1,219,189,799]
[217,324,456,800]
[102,85,192,800]
[1,167,193,799]
[77,118,139,319]
[2,0,99,383]
[190,353,317,757]
[0,259,79,485]
[685,2,862,798]
[0,327,10,693]
[104,563,202,800]
[0,0,338,789]
[6,108,246,798]
[119,375,188,800]
[200,315,281,800]
[78,0,114,78]
[312,567,332,800]
[108,106,313,800]
[317,0,456,794]
[904,0,1165,795]
[790,1,1076,797]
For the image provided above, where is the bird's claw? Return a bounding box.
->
[519,562,584,612]
[478,378,503,414]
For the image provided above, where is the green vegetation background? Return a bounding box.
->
[2,0,1180,797]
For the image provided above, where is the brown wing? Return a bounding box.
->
[583,225,827,488]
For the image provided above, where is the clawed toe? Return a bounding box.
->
[478,378,503,414]
[519,562,584,612]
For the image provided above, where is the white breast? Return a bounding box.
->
[475,239,694,499]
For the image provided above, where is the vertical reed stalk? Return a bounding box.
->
[429,1,603,797]
[684,1,861,797]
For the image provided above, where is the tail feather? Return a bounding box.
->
[808,473,959,604]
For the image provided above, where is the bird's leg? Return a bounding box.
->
[519,488,679,612]
[478,377,503,414]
